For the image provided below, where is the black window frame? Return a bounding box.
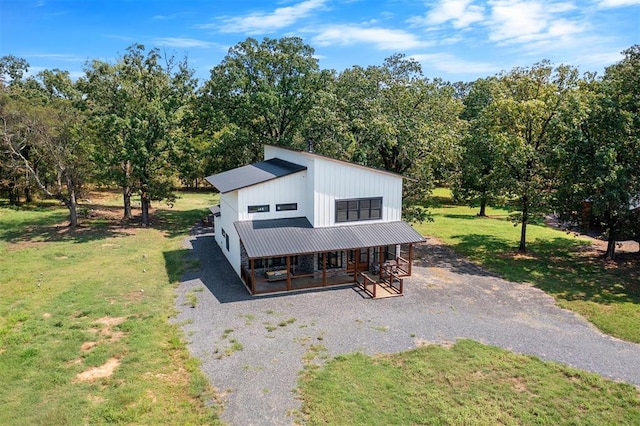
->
[335,197,383,223]
[318,251,343,269]
[276,203,298,212]
[254,256,298,269]
[248,204,270,213]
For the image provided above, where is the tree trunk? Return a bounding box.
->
[24,185,33,203]
[8,179,19,206]
[67,186,78,229]
[518,197,528,253]
[605,229,617,261]
[122,160,133,220]
[141,183,150,226]
[478,199,487,217]
[122,186,132,220]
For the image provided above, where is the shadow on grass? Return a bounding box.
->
[155,208,210,239]
[450,233,640,305]
[0,205,134,244]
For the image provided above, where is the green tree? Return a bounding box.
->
[453,77,505,216]
[1,68,91,227]
[83,44,196,225]
[196,36,328,170]
[555,46,640,259]
[483,62,580,253]
[334,54,463,205]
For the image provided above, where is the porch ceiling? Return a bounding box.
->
[235,217,425,259]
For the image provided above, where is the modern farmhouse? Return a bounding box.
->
[205,145,425,297]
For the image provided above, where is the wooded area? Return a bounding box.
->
[1,38,638,259]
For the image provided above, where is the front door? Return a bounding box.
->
[348,249,369,272]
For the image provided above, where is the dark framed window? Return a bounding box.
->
[254,256,298,269]
[335,197,382,223]
[318,251,343,269]
[248,204,270,213]
[276,203,298,212]
[225,234,229,251]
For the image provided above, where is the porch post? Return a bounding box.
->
[286,256,291,291]
[322,252,327,286]
[250,258,256,294]
[353,251,358,283]
[378,246,384,280]
[408,243,413,275]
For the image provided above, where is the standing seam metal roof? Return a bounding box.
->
[234,217,425,259]
[205,158,307,193]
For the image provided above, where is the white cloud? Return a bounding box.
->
[312,25,431,50]
[410,52,499,74]
[485,0,583,45]
[155,37,215,48]
[410,0,485,29]
[209,0,328,34]
[597,0,640,7]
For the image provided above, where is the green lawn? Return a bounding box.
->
[300,340,640,425]
[413,188,640,343]
[0,191,221,425]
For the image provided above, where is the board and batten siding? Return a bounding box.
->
[237,172,307,221]
[311,157,402,227]
[263,145,404,228]
[217,191,242,275]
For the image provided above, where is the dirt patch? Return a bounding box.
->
[81,341,99,352]
[42,312,51,319]
[80,316,128,354]
[75,357,121,382]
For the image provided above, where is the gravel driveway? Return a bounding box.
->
[173,231,640,425]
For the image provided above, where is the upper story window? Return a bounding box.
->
[248,204,270,213]
[335,197,382,223]
[276,203,298,212]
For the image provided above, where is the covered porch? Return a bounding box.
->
[235,217,424,297]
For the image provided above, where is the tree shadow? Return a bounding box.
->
[0,203,134,244]
[448,233,639,305]
[154,208,211,239]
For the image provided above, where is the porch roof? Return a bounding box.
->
[234,217,425,259]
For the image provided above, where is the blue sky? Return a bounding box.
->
[1,0,639,83]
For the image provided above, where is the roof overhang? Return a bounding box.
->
[235,217,425,259]
[205,158,307,193]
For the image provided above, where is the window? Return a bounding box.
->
[225,234,229,251]
[318,251,343,269]
[254,256,298,269]
[248,204,270,213]
[335,197,382,223]
[276,203,298,212]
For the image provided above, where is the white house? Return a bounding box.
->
[205,145,424,297]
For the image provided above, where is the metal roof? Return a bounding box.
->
[209,205,221,216]
[235,217,425,259]
[205,158,307,193]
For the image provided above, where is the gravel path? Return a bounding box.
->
[173,231,640,426]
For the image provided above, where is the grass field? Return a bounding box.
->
[412,188,640,343]
[0,191,221,425]
[300,340,640,425]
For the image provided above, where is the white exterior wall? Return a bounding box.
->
[311,157,403,227]
[217,191,242,275]
[263,145,404,227]
[237,172,308,221]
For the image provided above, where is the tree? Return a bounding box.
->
[83,44,197,225]
[554,46,640,259]
[334,54,463,204]
[453,77,505,216]
[482,62,580,253]
[196,37,327,170]
[1,68,91,227]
